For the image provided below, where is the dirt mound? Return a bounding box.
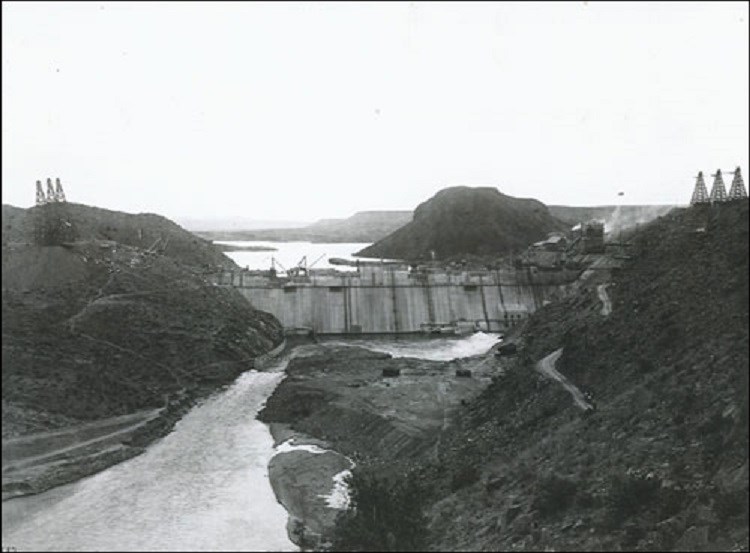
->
[355,187,569,260]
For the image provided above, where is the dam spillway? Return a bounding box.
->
[213,264,580,335]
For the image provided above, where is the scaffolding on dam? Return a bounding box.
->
[212,263,580,335]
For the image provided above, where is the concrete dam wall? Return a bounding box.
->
[213,265,579,335]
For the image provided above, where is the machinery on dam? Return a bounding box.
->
[212,262,580,336]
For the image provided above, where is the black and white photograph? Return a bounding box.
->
[1,1,748,551]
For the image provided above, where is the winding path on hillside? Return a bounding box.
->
[597,284,612,316]
[535,348,593,411]
[2,409,163,470]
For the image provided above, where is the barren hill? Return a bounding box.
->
[355,187,569,260]
[2,202,283,495]
[2,202,234,270]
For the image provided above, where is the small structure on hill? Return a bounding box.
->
[33,178,74,246]
[382,367,401,378]
[727,167,747,201]
[455,368,472,378]
[578,221,605,253]
[520,232,569,270]
[691,167,746,205]
[709,169,728,204]
[35,177,67,206]
[690,172,710,205]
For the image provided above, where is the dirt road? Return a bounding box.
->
[535,348,593,411]
[2,409,162,470]
[597,284,612,316]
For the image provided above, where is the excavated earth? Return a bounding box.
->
[257,343,507,549]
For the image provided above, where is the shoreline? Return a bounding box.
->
[3,336,501,552]
[1,391,195,503]
[267,423,353,550]
[258,340,503,549]
[2,339,290,504]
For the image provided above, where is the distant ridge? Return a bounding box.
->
[195,210,412,243]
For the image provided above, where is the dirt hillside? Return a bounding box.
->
[2,202,283,439]
[2,202,234,270]
[286,200,747,551]
[407,200,749,552]
[355,187,569,261]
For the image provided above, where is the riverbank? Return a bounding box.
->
[267,424,352,550]
[2,364,297,552]
[2,339,289,503]
[258,339,505,549]
[3,380,249,502]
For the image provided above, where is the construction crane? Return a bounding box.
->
[308,254,326,269]
[270,257,287,273]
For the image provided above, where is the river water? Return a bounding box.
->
[324,331,500,362]
[217,241,372,273]
[1,368,296,552]
[1,334,497,552]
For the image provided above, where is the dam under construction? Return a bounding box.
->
[212,263,582,335]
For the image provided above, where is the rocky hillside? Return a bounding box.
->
[324,201,747,551]
[3,203,234,270]
[195,210,412,244]
[406,201,749,552]
[355,187,570,261]
[2,202,283,438]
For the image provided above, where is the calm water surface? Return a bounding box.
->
[218,241,373,273]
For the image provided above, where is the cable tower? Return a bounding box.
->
[35,180,47,205]
[709,169,727,203]
[727,167,747,201]
[46,178,57,203]
[54,178,66,202]
[690,171,710,205]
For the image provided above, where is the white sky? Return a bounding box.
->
[2,1,748,221]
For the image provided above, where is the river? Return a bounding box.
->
[1,334,498,552]
[217,241,373,273]
[1,367,296,552]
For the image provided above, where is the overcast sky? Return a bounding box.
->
[2,1,748,222]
